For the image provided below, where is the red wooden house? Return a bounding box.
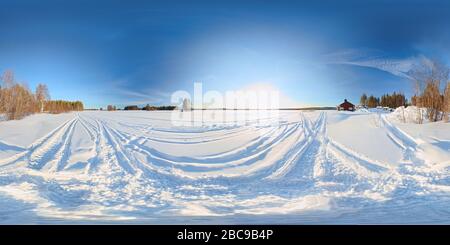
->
[337,99,355,111]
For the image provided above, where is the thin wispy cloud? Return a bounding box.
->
[322,49,435,80]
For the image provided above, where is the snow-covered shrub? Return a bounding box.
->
[387,106,430,123]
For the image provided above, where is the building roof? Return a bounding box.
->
[339,99,354,107]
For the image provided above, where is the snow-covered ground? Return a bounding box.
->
[0,110,449,224]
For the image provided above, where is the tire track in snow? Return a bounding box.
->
[124,122,303,173]
[1,111,449,221]
[28,117,79,171]
[326,140,389,173]
[124,123,286,164]
[48,116,80,172]
[62,113,99,172]
[98,119,138,174]
[98,121,180,180]
[380,115,421,165]
[265,112,326,180]
[0,116,78,169]
[84,113,309,180]
[85,117,129,174]
[285,112,329,181]
[322,114,391,176]
[313,115,405,201]
[116,120,255,144]
[103,116,291,162]
[379,115,450,198]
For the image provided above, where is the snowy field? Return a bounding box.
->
[0,110,449,224]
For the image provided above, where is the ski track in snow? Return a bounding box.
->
[0,110,449,224]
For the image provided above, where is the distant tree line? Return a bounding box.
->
[146,105,176,111]
[359,94,380,108]
[360,92,407,109]
[0,70,84,120]
[124,105,140,110]
[380,92,407,108]
[45,100,83,114]
[121,104,176,111]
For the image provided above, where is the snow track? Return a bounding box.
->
[0,110,449,223]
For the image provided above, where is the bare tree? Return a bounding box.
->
[3,83,37,120]
[444,82,450,122]
[410,58,449,123]
[1,70,15,88]
[360,93,367,107]
[107,105,116,111]
[410,58,449,94]
[35,83,50,112]
[0,70,15,113]
[421,82,443,122]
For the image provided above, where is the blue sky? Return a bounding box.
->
[1,0,450,108]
